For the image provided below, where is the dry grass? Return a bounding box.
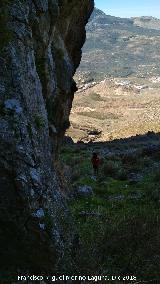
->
[67,77,160,142]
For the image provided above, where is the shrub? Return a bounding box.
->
[72,168,81,182]
[117,168,128,180]
[101,160,119,178]
[122,151,139,166]
[145,182,160,203]
[90,92,105,101]
[153,168,160,182]
[141,156,151,167]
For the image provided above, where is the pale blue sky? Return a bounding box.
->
[95,0,160,19]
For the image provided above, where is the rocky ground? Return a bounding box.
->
[61,132,160,283]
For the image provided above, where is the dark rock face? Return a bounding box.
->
[0,0,94,276]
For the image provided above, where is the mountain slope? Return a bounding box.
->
[77,8,160,81]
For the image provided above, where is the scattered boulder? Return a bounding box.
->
[128,191,143,200]
[128,173,143,184]
[91,175,97,181]
[108,195,125,201]
[73,185,93,198]
[79,211,103,218]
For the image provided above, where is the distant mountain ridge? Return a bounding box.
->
[91,8,160,30]
[77,8,160,81]
[132,16,160,30]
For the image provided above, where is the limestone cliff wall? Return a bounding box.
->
[0,0,94,276]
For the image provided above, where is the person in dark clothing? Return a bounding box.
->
[91,152,100,176]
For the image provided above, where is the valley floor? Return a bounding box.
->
[68,77,160,142]
[61,133,160,283]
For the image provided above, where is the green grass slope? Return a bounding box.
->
[61,133,160,282]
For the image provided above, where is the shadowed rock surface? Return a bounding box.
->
[0,0,94,279]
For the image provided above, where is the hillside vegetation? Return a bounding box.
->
[77,8,160,81]
[61,133,160,283]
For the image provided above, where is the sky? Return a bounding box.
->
[94,0,160,19]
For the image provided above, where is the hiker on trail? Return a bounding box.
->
[91,152,100,176]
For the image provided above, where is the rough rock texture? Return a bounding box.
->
[0,0,94,278]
